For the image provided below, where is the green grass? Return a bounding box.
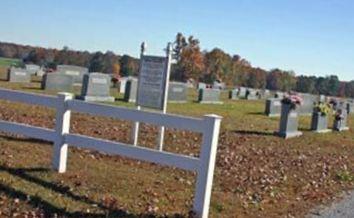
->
[0,72,353,217]
[0,57,22,67]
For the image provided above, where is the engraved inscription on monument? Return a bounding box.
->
[136,56,167,109]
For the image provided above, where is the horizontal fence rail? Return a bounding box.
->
[65,134,200,171]
[0,88,222,218]
[0,120,55,141]
[67,99,205,133]
[0,88,57,108]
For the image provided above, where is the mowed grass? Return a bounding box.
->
[0,57,22,67]
[0,71,353,217]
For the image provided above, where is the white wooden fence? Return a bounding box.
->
[0,88,222,218]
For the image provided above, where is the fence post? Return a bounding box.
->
[52,92,73,173]
[193,114,222,218]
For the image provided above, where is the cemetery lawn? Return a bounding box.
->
[0,57,22,67]
[0,77,353,217]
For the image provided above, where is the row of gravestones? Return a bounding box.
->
[265,97,354,117]
[276,103,350,139]
[7,65,46,82]
[229,87,272,100]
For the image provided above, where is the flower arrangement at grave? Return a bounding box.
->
[314,102,331,116]
[335,109,345,121]
[281,93,303,110]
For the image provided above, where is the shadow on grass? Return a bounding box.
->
[247,112,265,116]
[23,86,42,91]
[0,165,188,217]
[0,135,51,145]
[232,130,275,136]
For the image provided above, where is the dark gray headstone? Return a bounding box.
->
[7,68,31,83]
[123,79,138,103]
[56,65,88,84]
[168,82,187,103]
[41,73,74,92]
[276,104,302,138]
[198,89,222,104]
[80,73,114,102]
[311,112,331,133]
[265,98,282,117]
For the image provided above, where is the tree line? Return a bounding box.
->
[0,34,353,98]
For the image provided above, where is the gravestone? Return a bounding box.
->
[265,98,282,117]
[56,65,88,84]
[7,68,31,83]
[229,89,238,100]
[299,93,317,115]
[41,73,74,91]
[198,82,207,90]
[311,110,331,133]
[276,104,302,138]
[333,108,349,131]
[25,64,40,75]
[168,82,187,103]
[246,89,258,100]
[119,76,137,94]
[319,95,326,103]
[198,89,222,104]
[274,91,285,99]
[258,89,270,99]
[213,81,225,90]
[238,87,247,99]
[346,101,353,114]
[123,78,138,103]
[80,73,114,102]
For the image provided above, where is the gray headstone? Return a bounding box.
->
[25,64,40,75]
[41,73,74,92]
[56,65,88,84]
[311,112,330,133]
[80,73,114,102]
[299,93,317,115]
[123,79,138,103]
[7,68,31,83]
[238,87,247,98]
[274,91,285,99]
[246,89,258,100]
[168,82,187,103]
[213,81,225,90]
[333,108,349,131]
[198,89,222,104]
[198,82,207,90]
[265,98,282,117]
[276,104,302,138]
[229,89,238,100]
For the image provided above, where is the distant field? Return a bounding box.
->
[0,57,22,67]
[0,72,353,217]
